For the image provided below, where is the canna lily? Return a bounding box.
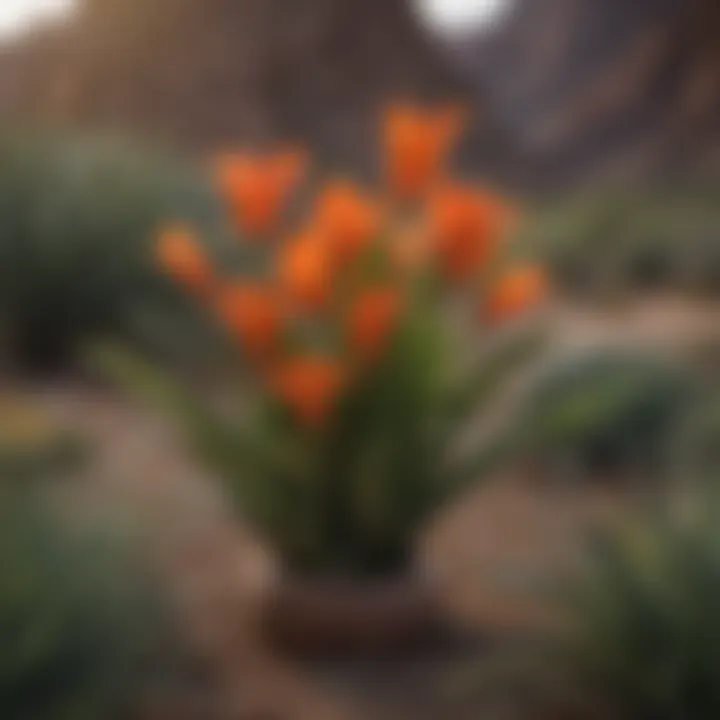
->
[216,282,284,358]
[384,104,466,199]
[156,225,213,293]
[483,266,548,324]
[270,355,346,427]
[215,149,307,237]
[278,231,334,310]
[313,180,383,268]
[348,287,402,361]
[428,184,509,282]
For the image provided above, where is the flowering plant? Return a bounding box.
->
[111,105,546,577]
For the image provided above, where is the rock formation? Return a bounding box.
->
[0,0,467,173]
[452,0,720,185]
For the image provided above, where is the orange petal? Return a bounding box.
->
[216,282,284,358]
[427,184,509,282]
[277,232,334,310]
[383,104,467,199]
[270,355,345,427]
[313,180,383,267]
[156,225,213,293]
[483,267,548,324]
[347,287,402,361]
[214,149,308,238]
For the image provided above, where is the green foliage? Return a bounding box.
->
[521,352,696,481]
[521,187,720,299]
[0,132,222,372]
[476,495,720,720]
[671,385,720,481]
[95,318,543,578]
[0,482,170,720]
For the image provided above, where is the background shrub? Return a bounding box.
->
[0,132,223,372]
[507,496,720,720]
[463,492,720,720]
[521,352,697,481]
[520,186,720,300]
[0,479,172,720]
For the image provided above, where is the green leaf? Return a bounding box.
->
[442,329,545,430]
[441,425,524,504]
[86,344,286,484]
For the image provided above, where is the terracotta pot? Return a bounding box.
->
[258,571,441,658]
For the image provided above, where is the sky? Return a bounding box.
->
[0,0,509,38]
[417,0,511,34]
[0,0,74,36]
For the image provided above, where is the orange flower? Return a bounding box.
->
[271,355,345,427]
[156,225,212,293]
[483,267,548,324]
[314,181,382,267]
[428,184,508,282]
[216,283,284,358]
[348,287,402,361]
[383,104,466,199]
[278,232,334,310]
[215,150,307,237]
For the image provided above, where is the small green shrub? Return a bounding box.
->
[0,132,222,372]
[0,482,171,719]
[475,496,720,720]
[521,352,696,481]
[521,187,720,299]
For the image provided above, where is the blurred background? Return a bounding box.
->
[1,1,720,719]
[3,0,720,186]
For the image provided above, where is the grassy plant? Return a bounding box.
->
[469,494,720,720]
[0,481,171,719]
[521,187,720,299]
[521,352,696,481]
[0,132,222,372]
